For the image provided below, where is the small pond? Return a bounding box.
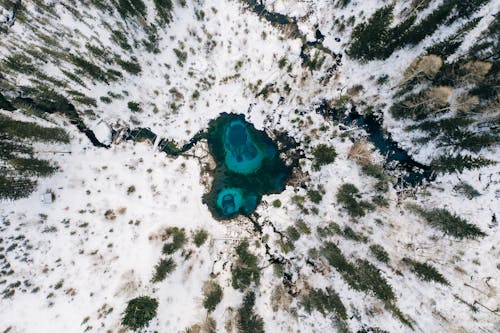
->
[204,113,291,219]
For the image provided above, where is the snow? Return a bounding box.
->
[0,1,499,332]
[90,121,112,145]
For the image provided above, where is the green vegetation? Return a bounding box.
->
[286,226,301,242]
[295,219,311,235]
[426,18,481,58]
[312,144,337,170]
[0,175,37,200]
[173,48,188,66]
[232,240,260,291]
[307,189,323,204]
[8,158,57,177]
[0,93,15,111]
[70,54,110,83]
[115,57,142,75]
[348,5,394,61]
[369,244,389,263]
[162,227,187,254]
[4,53,36,74]
[152,257,176,282]
[110,29,131,50]
[342,226,367,242]
[153,0,173,26]
[348,1,489,61]
[122,296,158,331]
[193,229,209,247]
[336,183,374,217]
[0,115,69,200]
[453,182,481,199]
[0,115,70,143]
[430,155,496,174]
[361,164,390,192]
[301,287,347,320]
[408,205,485,239]
[321,242,395,302]
[116,0,147,18]
[127,185,136,194]
[237,291,264,333]
[202,280,223,312]
[127,101,142,112]
[403,258,449,285]
[272,199,281,208]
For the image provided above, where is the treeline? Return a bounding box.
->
[348,0,490,61]
[0,114,69,200]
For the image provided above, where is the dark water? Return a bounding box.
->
[122,114,293,219]
[204,113,291,219]
[316,101,434,187]
[243,0,301,37]
[11,94,111,148]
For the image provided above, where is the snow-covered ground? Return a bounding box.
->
[0,1,498,332]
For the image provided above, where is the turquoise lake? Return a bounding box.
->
[204,113,290,219]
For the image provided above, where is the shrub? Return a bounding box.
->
[307,189,323,204]
[73,96,97,107]
[369,244,389,263]
[320,242,352,273]
[173,48,188,66]
[336,183,374,217]
[122,296,158,331]
[127,185,136,194]
[312,144,337,170]
[453,182,481,199]
[278,56,287,69]
[193,229,209,247]
[286,226,300,242]
[362,164,390,193]
[127,101,142,113]
[431,155,496,174]
[154,0,173,25]
[295,219,311,235]
[70,54,109,82]
[403,258,449,285]
[272,199,281,208]
[320,242,395,302]
[203,281,223,312]
[110,29,131,50]
[162,227,187,254]
[353,259,395,302]
[232,240,260,291]
[408,205,485,239]
[117,0,147,18]
[237,291,264,333]
[116,57,142,75]
[301,287,347,319]
[376,74,389,85]
[342,226,367,242]
[152,257,176,282]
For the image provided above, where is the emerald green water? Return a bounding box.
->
[204,113,290,219]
